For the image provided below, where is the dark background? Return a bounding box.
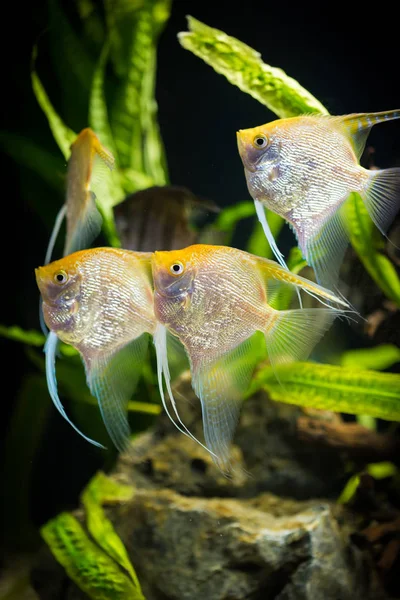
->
[0,0,399,529]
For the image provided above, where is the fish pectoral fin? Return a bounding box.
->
[84,333,150,454]
[331,110,400,161]
[293,203,350,293]
[265,307,345,374]
[44,331,105,449]
[363,168,400,239]
[153,323,217,459]
[64,191,103,256]
[192,334,263,472]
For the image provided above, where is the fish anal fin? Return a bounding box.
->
[191,333,263,472]
[293,203,350,293]
[83,333,149,454]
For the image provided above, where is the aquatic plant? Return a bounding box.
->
[1,6,400,599]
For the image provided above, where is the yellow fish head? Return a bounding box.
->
[236,124,279,173]
[152,247,199,300]
[35,254,81,337]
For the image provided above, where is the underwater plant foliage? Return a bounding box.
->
[1,3,400,598]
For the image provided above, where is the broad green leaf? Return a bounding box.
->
[106,0,170,183]
[0,133,65,192]
[249,362,400,421]
[31,50,77,160]
[178,16,328,119]
[340,344,400,371]
[41,512,143,599]
[81,472,143,594]
[346,193,400,307]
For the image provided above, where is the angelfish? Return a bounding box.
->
[36,247,154,452]
[35,247,216,457]
[237,110,400,290]
[45,128,115,265]
[152,244,349,469]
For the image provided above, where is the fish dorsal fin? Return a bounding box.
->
[255,252,350,309]
[331,110,400,161]
[191,333,264,472]
[153,322,218,460]
[254,199,302,307]
[290,203,350,295]
[44,331,105,448]
[83,333,149,454]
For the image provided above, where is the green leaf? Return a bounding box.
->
[338,462,397,504]
[178,16,328,119]
[0,325,46,347]
[106,0,171,183]
[0,132,65,192]
[346,193,400,307]
[41,512,143,599]
[249,362,400,421]
[31,49,77,160]
[81,472,143,594]
[340,344,400,371]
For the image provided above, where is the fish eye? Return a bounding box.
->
[253,134,268,149]
[170,262,184,276]
[53,270,68,285]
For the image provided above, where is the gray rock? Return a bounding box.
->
[31,376,388,600]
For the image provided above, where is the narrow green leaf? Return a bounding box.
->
[178,16,328,119]
[81,472,143,594]
[249,362,400,421]
[89,41,119,161]
[31,50,77,160]
[106,0,170,184]
[0,133,65,191]
[346,193,400,307]
[0,325,46,347]
[41,512,142,599]
[338,462,397,504]
[340,344,400,371]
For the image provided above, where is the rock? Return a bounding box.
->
[31,375,389,599]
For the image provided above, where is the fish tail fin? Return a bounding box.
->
[362,167,400,240]
[264,307,345,375]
